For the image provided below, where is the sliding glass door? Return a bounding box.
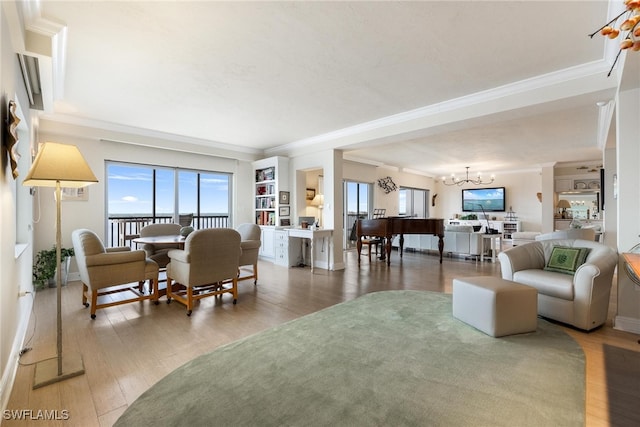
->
[344,180,373,249]
[106,162,231,247]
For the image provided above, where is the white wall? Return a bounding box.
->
[615,86,640,334]
[0,3,36,411]
[434,170,543,231]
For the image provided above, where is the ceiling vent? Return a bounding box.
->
[17,53,44,110]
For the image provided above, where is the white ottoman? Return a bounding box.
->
[452,276,537,337]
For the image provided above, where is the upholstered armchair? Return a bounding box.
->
[498,239,618,330]
[139,223,182,268]
[166,228,242,316]
[236,223,261,284]
[72,229,159,319]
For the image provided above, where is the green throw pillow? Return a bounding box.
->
[544,246,591,275]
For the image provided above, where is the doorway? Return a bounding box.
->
[344,180,373,249]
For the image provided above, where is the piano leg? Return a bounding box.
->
[357,238,362,265]
[438,234,444,264]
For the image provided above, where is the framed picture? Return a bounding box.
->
[279,205,290,216]
[280,218,290,226]
[306,188,315,201]
[279,191,290,204]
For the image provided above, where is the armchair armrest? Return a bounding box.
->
[106,246,131,253]
[168,249,190,263]
[498,243,545,280]
[240,240,261,250]
[85,249,146,267]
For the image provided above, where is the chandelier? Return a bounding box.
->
[589,0,640,76]
[441,167,494,186]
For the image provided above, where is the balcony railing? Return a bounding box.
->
[107,214,229,248]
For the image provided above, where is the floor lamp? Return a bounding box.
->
[23,142,98,389]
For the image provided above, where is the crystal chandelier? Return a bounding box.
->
[441,167,494,186]
[589,0,640,76]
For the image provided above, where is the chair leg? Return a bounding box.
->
[232,278,238,304]
[166,277,173,303]
[186,287,193,316]
[82,283,89,307]
[253,262,258,285]
[90,291,98,319]
[152,278,159,304]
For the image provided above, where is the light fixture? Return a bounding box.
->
[589,0,640,76]
[23,142,98,389]
[311,194,324,227]
[441,167,494,186]
[557,199,572,219]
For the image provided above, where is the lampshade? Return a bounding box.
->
[557,199,572,209]
[311,194,324,207]
[23,142,98,188]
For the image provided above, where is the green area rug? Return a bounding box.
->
[116,291,584,426]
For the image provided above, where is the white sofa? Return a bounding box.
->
[498,239,618,331]
[442,225,486,258]
[535,228,596,241]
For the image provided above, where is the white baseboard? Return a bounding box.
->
[1,293,34,413]
[613,315,640,335]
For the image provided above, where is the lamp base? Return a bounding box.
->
[33,353,85,389]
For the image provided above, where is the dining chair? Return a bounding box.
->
[139,223,182,268]
[166,228,242,316]
[72,229,159,319]
[178,213,193,227]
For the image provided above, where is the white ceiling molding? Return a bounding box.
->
[38,114,262,156]
[266,60,618,160]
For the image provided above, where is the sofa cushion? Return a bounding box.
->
[544,246,591,275]
[512,269,575,300]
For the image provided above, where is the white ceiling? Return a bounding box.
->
[30,0,634,177]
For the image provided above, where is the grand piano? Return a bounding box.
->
[356,217,445,265]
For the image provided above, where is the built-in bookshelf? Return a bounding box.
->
[255,166,276,225]
[253,157,289,260]
[253,157,289,227]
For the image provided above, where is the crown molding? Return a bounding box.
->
[266,60,617,159]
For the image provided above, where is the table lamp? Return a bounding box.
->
[557,199,571,219]
[311,194,324,227]
[23,142,98,389]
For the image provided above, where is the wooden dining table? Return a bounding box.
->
[132,234,186,247]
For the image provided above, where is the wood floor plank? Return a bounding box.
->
[4,248,639,426]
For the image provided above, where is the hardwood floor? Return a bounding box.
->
[5,249,640,426]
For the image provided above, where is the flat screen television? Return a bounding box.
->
[462,187,506,212]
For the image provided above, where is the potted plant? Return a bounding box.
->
[33,246,75,290]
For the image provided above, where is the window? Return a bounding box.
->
[344,180,373,248]
[106,162,231,246]
[399,187,429,218]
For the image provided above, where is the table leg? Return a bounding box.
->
[310,237,314,272]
